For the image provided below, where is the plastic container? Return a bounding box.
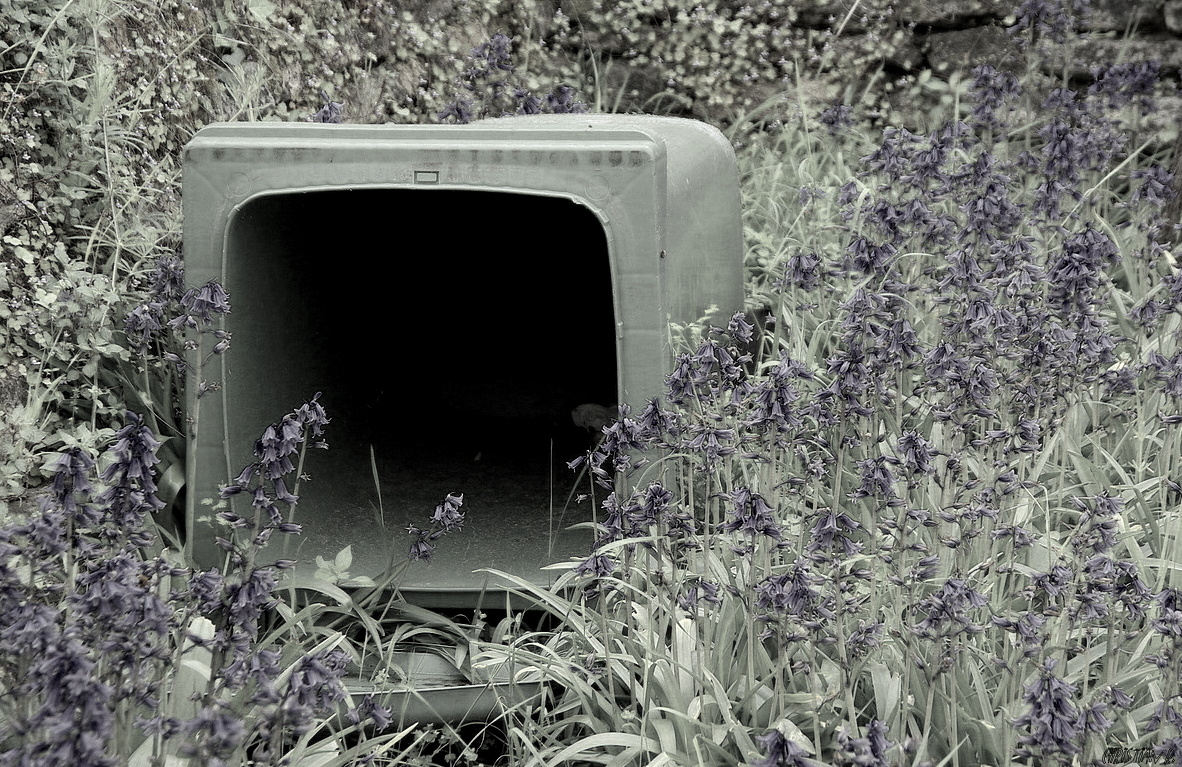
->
[181,115,744,606]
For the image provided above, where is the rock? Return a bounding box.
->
[1046,35,1182,77]
[1082,0,1167,33]
[922,26,1024,74]
[793,0,879,32]
[897,0,1012,27]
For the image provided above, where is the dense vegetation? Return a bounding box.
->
[2,0,1181,765]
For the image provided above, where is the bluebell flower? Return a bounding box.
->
[149,254,185,303]
[666,353,697,405]
[594,404,650,466]
[837,179,861,212]
[751,728,815,767]
[430,492,465,532]
[310,90,343,123]
[590,491,628,546]
[1031,564,1075,600]
[69,553,172,686]
[1151,587,1182,639]
[178,700,248,765]
[776,250,822,291]
[177,279,230,327]
[347,692,393,731]
[824,344,875,417]
[990,524,1035,549]
[278,648,349,736]
[514,87,543,114]
[1130,164,1177,207]
[123,301,166,354]
[211,565,279,691]
[407,526,435,562]
[18,636,118,766]
[1009,0,1089,45]
[296,391,330,439]
[887,551,939,587]
[923,341,969,385]
[1012,657,1083,764]
[806,508,862,558]
[835,719,893,766]
[677,578,723,615]
[240,647,283,707]
[1048,227,1119,315]
[845,235,897,276]
[1086,552,1151,622]
[746,351,810,438]
[470,33,515,77]
[1089,61,1160,113]
[682,420,739,469]
[544,84,586,114]
[907,132,953,190]
[818,103,854,135]
[49,447,97,525]
[1150,351,1182,399]
[726,311,756,345]
[747,727,813,765]
[1039,89,1126,206]
[861,127,922,182]
[631,482,672,529]
[1151,725,1182,764]
[968,64,1021,130]
[575,552,616,579]
[844,621,885,661]
[187,568,225,613]
[408,493,466,561]
[754,559,836,627]
[719,487,783,549]
[97,411,165,541]
[851,456,897,500]
[635,397,681,444]
[441,34,584,122]
[895,430,936,476]
[991,611,1048,651]
[910,577,990,640]
[1069,494,1121,556]
[0,601,60,663]
[437,98,474,124]
[960,179,1023,238]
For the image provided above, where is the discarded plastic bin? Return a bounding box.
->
[182,114,744,606]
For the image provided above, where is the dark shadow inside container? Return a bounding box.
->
[223,189,617,600]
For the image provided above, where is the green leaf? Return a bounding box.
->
[245,0,276,22]
[334,544,353,572]
[869,660,901,720]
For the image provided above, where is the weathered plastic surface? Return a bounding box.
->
[344,651,544,726]
[182,114,743,605]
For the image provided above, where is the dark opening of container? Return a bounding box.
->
[220,188,616,598]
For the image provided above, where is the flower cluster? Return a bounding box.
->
[407,492,466,562]
[0,393,388,764]
[310,89,344,123]
[124,255,187,356]
[437,33,586,123]
[217,392,330,567]
[538,41,1182,765]
[1011,658,1085,765]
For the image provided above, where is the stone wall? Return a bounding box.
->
[539,0,1182,129]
